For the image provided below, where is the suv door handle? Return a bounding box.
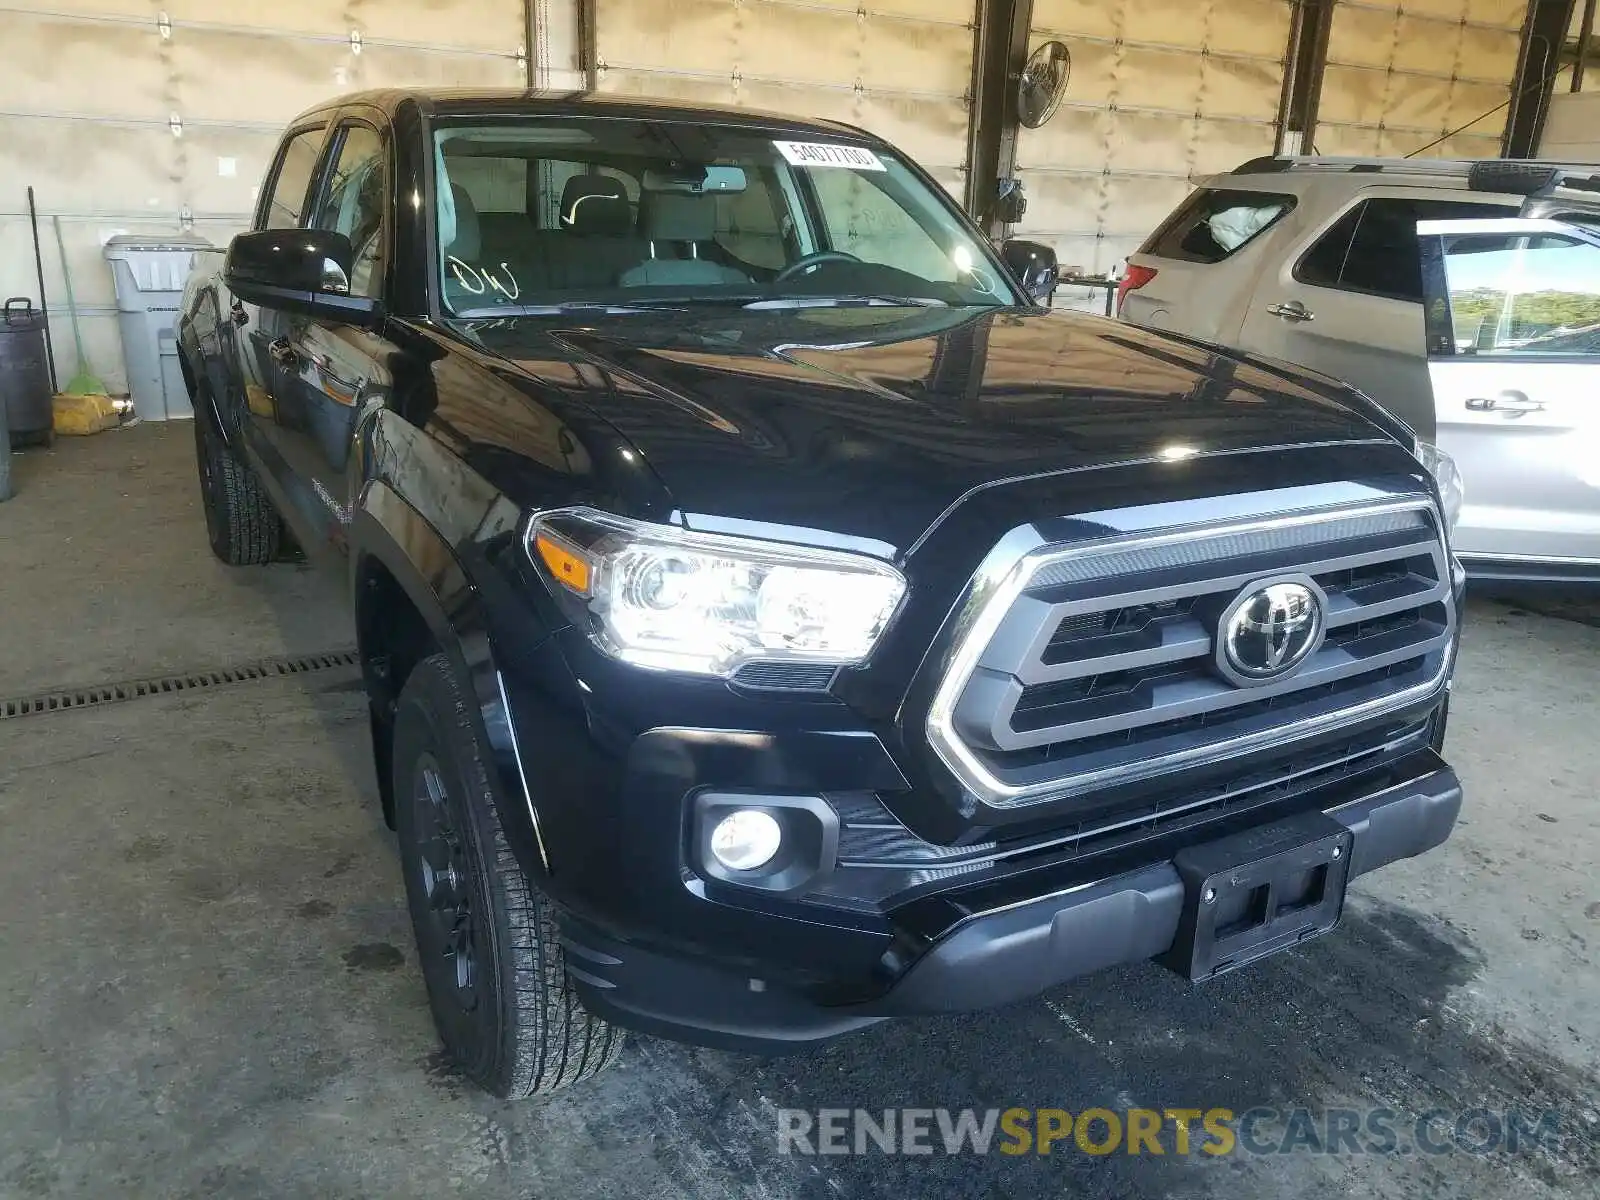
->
[1465,391,1544,416]
[267,337,297,368]
[1265,300,1315,323]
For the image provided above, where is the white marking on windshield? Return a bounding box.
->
[448,257,521,300]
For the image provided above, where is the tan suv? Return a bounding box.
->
[1119,157,1600,440]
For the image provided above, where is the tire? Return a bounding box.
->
[193,410,281,565]
[392,653,622,1098]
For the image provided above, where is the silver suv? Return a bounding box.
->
[1418,217,1600,586]
[1119,157,1600,440]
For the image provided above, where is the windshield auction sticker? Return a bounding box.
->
[774,141,886,171]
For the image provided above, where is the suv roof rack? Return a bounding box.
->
[1233,155,1473,177]
[1231,155,1600,197]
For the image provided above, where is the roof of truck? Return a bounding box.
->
[288,87,880,142]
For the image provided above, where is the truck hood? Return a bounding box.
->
[461,305,1401,557]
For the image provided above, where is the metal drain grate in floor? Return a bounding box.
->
[0,649,361,720]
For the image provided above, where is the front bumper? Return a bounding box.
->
[560,754,1461,1051]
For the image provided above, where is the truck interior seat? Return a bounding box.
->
[618,192,751,288]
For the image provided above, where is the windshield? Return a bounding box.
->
[431,118,1019,316]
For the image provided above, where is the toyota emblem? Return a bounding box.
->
[1216,577,1326,686]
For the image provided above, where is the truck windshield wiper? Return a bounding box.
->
[456,296,781,317]
[452,294,982,318]
[742,295,948,310]
[630,294,951,310]
[452,302,666,318]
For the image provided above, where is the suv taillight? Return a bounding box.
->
[1116,264,1158,314]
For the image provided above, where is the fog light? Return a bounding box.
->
[709,809,783,872]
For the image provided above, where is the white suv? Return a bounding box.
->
[1119,157,1600,440]
[1418,217,1600,586]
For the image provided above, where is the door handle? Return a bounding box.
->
[267,337,297,368]
[1265,300,1315,323]
[229,300,248,327]
[1465,391,1544,416]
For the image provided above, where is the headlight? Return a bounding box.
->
[527,508,906,676]
[1415,441,1464,535]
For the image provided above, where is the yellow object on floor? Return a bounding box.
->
[52,392,122,436]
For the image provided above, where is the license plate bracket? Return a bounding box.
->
[1161,812,1353,982]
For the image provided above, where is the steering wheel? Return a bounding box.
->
[774,250,861,282]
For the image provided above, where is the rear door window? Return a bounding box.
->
[448,156,530,216]
[1296,197,1512,302]
[1141,187,1296,263]
[261,126,326,230]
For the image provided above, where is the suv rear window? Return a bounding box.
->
[1140,188,1296,264]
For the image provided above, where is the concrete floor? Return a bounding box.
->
[1,425,1596,1200]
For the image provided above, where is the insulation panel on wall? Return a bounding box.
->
[1318,0,1530,160]
[591,0,977,196]
[0,0,555,396]
[1010,0,1293,306]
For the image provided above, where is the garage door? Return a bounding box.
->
[0,0,533,396]
[1317,0,1531,160]
[588,0,977,198]
[1010,0,1293,291]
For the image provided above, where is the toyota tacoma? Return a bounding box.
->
[178,89,1466,1098]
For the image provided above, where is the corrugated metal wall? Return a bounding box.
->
[1010,0,1294,301]
[1317,0,1531,159]
[0,0,564,395]
[588,0,977,197]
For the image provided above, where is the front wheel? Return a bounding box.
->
[392,654,622,1098]
[193,411,281,565]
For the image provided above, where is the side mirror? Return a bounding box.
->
[1000,239,1059,304]
[224,229,379,325]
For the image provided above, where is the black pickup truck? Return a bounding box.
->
[179,88,1465,1099]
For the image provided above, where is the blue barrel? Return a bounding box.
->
[1,298,53,448]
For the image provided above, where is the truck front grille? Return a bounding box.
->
[926,496,1454,810]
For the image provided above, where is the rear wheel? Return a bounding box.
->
[193,411,280,565]
[392,653,622,1097]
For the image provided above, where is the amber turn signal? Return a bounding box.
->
[534,531,592,594]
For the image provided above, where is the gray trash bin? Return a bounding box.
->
[103,234,212,421]
[0,373,11,502]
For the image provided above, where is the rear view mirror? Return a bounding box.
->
[643,165,747,194]
[1000,238,1059,303]
[225,229,380,325]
